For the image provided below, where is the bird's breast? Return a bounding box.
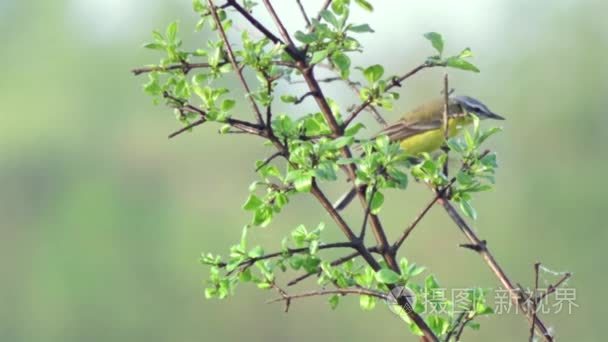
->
[399,116,472,155]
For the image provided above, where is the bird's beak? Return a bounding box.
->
[485,111,505,120]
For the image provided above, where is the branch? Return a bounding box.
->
[267,287,389,305]
[444,310,467,342]
[207,0,266,125]
[295,0,311,27]
[226,0,301,59]
[529,262,540,342]
[255,151,283,171]
[168,118,206,139]
[392,195,440,252]
[131,62,221,76]
[293,91,316,104]
[535,271,572,303]
[439,199,554,341]
[441,73,450,179]
[359,186,376,239]
[225,4,437,340]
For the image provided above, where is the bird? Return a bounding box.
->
[333,95,504,211]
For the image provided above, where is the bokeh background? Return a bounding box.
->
[1,0,606,341]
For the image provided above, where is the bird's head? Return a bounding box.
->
[452,95,505,120]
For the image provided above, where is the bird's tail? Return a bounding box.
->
[333,187,357,211]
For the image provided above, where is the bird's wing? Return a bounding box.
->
[378,119,443,142]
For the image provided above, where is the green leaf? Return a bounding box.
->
[242,194,263,211]
[331,51,351,79]
[329,294,340,309]
[294,31,317,44]
[320,10,339,28]
[354,0,374,12]
[221,99,236,112]
[407,264,426,277]
[446,57,480,73]
[280,95,298,103]
[369,191,384,214]
[166,21,178,43]
[359,295,376,310]
[248,245,264,258]
[253,207,273,227]
[424,275,440,291]
[310,49,329,64]
[459,47,474,58]
[468,322,481,330]
[293,174,313,192]
[375,268,400,284]
[363,64,384,83]
[459,200,478,220]
[330,136,354,149]
[428,315,450,336]
[348,24,374,33]
[423,32,444,55]
[143,42,165,50]
[314,162,337,181]
[238,268,252,282]
[478,127,502,145]
[344,122,366,136]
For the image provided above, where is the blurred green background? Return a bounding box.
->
[1,0,606,341]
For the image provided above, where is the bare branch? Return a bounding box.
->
[295,0,311,27]
[441,73,450,179]
[529,262,541,342]
[255,151,283,171]
[535,271,572,303]
[168,118,206,139]
[267,287,389,305]
[440,199,554,341]
[392,195,439,252]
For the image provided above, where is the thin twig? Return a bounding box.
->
[295,0,311,27]
[535,272,572,303]
[444,310,467,342]
[529,262,541,342]
[441,73,450,179]
[226,0,283,45]
[255,151,283,171]
[359,186,376,239]
[132,62,219,76]
[294,91,316,104]
[454,315,475,341]
[208,0,266,125]
[168,118,206,139]
[260,0,299,57]
[392,195,440,252]
[267,287,388,305]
